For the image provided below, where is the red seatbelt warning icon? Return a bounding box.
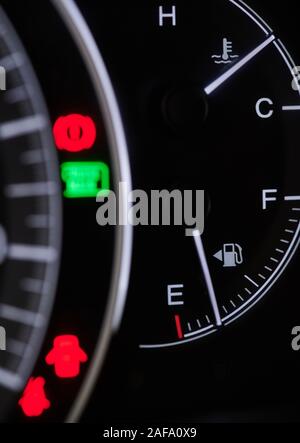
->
[19,377,50,417]
[45,335,88,378]
[53,114,97,152]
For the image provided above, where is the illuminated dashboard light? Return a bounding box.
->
[61,161,110,198]
[45,335,88,379]
[19,377,50,417]
[53,114,97,152]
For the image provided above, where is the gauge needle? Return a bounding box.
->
[193,231,222,327]
[204,34,275,95]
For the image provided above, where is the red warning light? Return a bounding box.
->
[45,335,88,379]
[19,377,50,417]
[53,114,97,152]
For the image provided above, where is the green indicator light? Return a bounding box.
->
[61,162,110,199]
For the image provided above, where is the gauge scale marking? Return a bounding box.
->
[0,6,62,410]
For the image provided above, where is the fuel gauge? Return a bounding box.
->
[94,0,300,348]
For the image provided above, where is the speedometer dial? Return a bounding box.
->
[0,6,61,415]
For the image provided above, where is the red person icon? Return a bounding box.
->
[45,335,88,378]
[19,377,50,417]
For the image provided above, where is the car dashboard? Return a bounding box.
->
[0,0,299,428]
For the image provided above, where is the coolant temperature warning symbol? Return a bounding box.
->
[211,38,239,64]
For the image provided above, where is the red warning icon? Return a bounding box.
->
[19,377,50,417]
[45,335,88,379]
[53,114,97,152]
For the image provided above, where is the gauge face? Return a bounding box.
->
[0,7,62,415]
[82,0,300,349]
[136,1,300,347]
[136,1,300,348]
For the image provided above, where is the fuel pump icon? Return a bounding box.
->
[213,243,243,267]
